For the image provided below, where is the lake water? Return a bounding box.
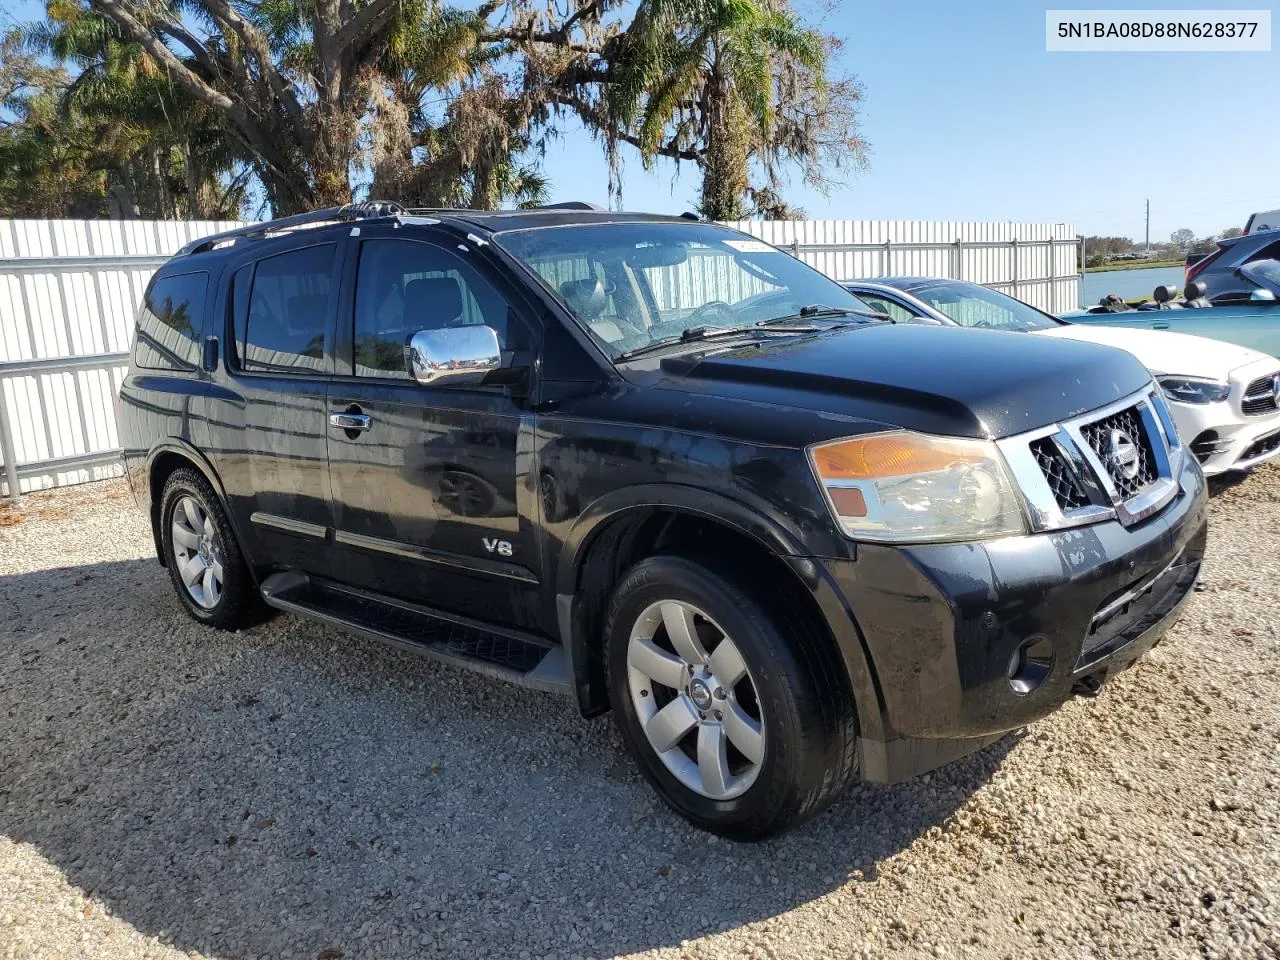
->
[1080,265,1185,306]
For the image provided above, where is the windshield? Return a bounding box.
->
[904,281,1062,332]
[496,222,877,358]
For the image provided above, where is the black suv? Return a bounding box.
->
[120,202,1208,839]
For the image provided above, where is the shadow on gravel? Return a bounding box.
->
[0,559,1013,960]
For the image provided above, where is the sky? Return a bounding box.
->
[4,0,1277,241]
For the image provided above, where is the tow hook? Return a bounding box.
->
[1072,675,1103,698]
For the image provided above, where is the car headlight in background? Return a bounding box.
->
[1157,376,1230,405]
[808,432,1027,543]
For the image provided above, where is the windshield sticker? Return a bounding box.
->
[723,239,775,253]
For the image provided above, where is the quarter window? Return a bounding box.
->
[238,244,335,373]
[134,272,208,371]
[351,239,517,379]
[858,295,919,324]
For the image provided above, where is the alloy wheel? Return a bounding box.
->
[170,495,224,610]
[626,599,765,800]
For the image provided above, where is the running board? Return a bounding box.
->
[259,572,571,696]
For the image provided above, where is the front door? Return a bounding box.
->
[323,229,542,628]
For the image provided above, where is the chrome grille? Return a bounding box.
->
[998,384,1180,534]
[1029,437,1089,511]
[1079,405,1158,500]
[1242,373,1279,416]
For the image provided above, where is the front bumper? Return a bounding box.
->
[812,454,1208,783]
[1173,357,1280,475]
[1172,399,1280,474]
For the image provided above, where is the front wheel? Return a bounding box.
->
[605,555,858,840]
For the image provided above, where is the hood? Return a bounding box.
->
[659,324,1151,440]
[1037,324,1268,378]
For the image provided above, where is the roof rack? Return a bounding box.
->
[176,200,407,256]
[400,201,607,218]
[535,201,604,211]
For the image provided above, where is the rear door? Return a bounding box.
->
[322,226,544,629]
[200,239,342,573]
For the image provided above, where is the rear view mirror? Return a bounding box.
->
[408,326,501,386]
[626,242,689,268]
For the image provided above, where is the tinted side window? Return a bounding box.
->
[351,239,517,379]
[240,244,335,373]
[134,271,208,371]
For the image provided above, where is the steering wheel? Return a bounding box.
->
[688,301,735,324]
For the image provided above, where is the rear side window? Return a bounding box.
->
[235,243,335,373]
[134,271,208,371]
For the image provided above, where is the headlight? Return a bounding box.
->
[1157,376,1230,404]
[808,432,1027,543]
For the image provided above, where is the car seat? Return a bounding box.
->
[1138,285,1183,311]
[560,277,625,341]
[1181,281,1211,308]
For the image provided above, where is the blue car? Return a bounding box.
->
[1062,247,1280,358]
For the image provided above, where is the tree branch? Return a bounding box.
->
[333,0,405,55]
[476,26,600,53]
[88,0,297,186]
[549,91,703,162]
[88,0,235,115]
[557,0,608,41]
[198,0,311,148]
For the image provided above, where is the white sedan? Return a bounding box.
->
[843,277,1280,476]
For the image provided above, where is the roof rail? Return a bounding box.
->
[535,201,604,211]
[176,200,407,256]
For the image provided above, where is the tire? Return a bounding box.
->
[158,468,261,630]
[605,554,858,840]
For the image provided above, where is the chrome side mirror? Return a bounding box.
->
[407,326,502,386]
[1250,289,1277,302]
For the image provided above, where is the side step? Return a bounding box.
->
[259,572,571,696]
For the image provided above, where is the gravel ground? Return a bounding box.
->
[1,471,1279,960]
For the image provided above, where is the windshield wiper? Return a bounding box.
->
[615,323,818,361]
[758,304,894,326]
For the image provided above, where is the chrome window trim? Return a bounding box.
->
[997,383,1183,533]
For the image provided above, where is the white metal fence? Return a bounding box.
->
[0,219,241,497]
[725,219,1081,314]
[0,216,1081,498]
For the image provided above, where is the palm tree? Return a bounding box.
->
[22,4,248,217]
[608,0,827,220]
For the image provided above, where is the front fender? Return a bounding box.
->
[554,483,811,597]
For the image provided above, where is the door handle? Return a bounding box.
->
[329,412,371,431]
[1151,322,1170,330]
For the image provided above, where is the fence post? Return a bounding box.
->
[954,239,964,281]
[0,380,21,504]
[1078,235,1086,308]
[1010,238,1019,300]
[1047,239,1056,313]
[881,239,892,277]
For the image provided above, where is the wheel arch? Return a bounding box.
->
[144,441,240,568]
[554,486,877,736]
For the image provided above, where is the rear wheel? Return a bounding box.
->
[159,468,260,630]
[605,555,858,840]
